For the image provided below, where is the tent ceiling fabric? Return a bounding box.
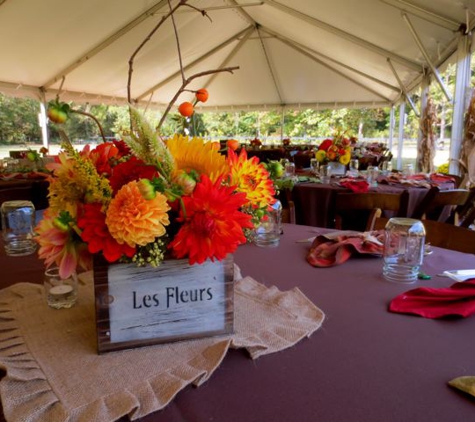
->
[0,0,474,112]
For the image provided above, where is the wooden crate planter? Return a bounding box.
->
[93,255,234,354]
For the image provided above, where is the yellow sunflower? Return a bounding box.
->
[166,135,229,182]
[227,149,275,209]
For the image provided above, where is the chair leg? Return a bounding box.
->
[366,209,382,231]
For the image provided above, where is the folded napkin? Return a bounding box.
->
[340,179,370,193]
[389,279,475,318]
[429,173,455,184]
[448,376,475,398]
[307,230,384,267]
[407,173,427,181]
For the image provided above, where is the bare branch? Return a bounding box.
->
[156,66,239,131]
[127,0,188,103]
[182,3,212,22]
[169,0,186,84]
[71,109,107,143]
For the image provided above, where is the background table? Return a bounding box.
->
[1,224,475,421]
[292,180,453,229]
[0,177,49,210]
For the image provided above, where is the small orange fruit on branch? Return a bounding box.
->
[178,101,194,117]
[195,88,209,103]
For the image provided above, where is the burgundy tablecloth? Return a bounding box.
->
[1,224,475,422]
[292,182,442,228]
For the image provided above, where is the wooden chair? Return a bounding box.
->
[334,190,409,232]
[278,189,296,224]
[374,217,475,255]
[456,187,475,228]
[447,173,464,188]
[411,187,471,224]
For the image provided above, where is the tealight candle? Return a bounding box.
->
[44,268,78,309]
[49,284,74,299]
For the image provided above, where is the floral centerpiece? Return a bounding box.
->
[35,108,276,279]
[34,1,278,280]
[315,132,352,166]
[249,138,262,148]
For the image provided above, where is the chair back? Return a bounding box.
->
[457,187,475,228]
[279,189,296,224]
[334,190,409,231]
[411,187,471,224]
[374,217,475,255]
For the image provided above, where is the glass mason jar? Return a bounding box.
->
[1,200,37,256]
[383,218,426,283]
[253,200,282,248]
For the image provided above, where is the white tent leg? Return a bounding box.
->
[397,102,406,170]
[450,33,472,175]
[388,106,395,151]
[39,94,49,149]
[280,108,284,142]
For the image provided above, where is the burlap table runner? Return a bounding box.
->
[0,270,324,422]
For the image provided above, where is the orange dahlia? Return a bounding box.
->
[227,149,275,209]
[169,175,253,265]
[105,180,170,247]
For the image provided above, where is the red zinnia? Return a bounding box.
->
[109,157,160,194]
[169,175,253,265]
[78,203,136,262]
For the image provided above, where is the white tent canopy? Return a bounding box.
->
[0,0,474,112]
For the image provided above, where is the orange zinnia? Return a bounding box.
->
[105,180,170,247]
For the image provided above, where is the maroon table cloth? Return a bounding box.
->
[1,224,475,422]
[292,180,452,228]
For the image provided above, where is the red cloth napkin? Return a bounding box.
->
[389,279,475,318]
[407,174,427,181]
[340,180,370,193]
[429,173,455,184]
[307,231,384,267]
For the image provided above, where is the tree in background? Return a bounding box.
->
[0,94,41,144]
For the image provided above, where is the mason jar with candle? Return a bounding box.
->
[44,267,78,309]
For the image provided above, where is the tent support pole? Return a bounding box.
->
[450,32,472,175]
[260,0,421,70]
[381,0,459,31]
[402,13,452,102]
[387,58,419,117]
[397,101,406,170]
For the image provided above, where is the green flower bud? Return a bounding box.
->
[137,179,156,200]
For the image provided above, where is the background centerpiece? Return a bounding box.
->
[315,131,352,175]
